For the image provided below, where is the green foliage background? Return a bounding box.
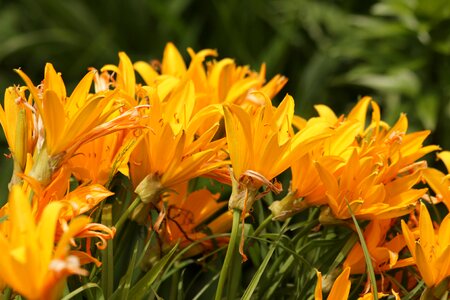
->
[1,0,450,199]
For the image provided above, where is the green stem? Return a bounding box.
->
[2,287,11,300]
[347,202,378,300]
[215,209,241,300]
[169,267,180,300]
[253,213,273,237]
[114,196,141,232]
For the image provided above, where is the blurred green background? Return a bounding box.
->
[1,0,450,200]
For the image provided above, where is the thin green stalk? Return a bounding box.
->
[253,213,273,237]
[114,196,141,232]
[347,202,378,300]
[242,220,289,300]
[101,204,114,299]
[169,268,180,300]
[215,209,241,300]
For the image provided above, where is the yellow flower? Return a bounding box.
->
[128,83,227,223]
[269,102,368,220]
[14,64,147,185]
[224,94,331,210]
[20,166,113,222]
[133,43,287,110]
[422,151,450,209]
[68,130,139,185]
[271,97,438,221]
[315,267,351,300]
[401,202,450,288]
[0,86,35,181]
[343,219,413,274]
[159,183,232,256]
[315,149,426,220]
[0,186,92,300]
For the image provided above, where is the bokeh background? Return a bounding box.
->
[1,0,450,199]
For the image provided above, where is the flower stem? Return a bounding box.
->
[253,213,273,237]
[114,196,141,232]
[215,208,241,300]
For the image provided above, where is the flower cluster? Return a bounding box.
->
[0,43,449,299]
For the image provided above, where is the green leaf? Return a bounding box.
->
[100,204,114,299]
[347,201,378,300]
[61,283,104,300]
[129,244,178,299]
[242,220,290,300]
[111,239,140,300]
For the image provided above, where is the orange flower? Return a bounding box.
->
[129,81,226,200]
[158,184,232,256]
[316,149,426,220]
[68,130,139,186]
[401,203,450,289]
[0,86,35,186]
[271,97,437,221]
[133,43,287,110]
[422,151,450,209]
[344,219,413,274]
[19,165,113,225]
[224,94,331,211]
[14,64,147,185]
[0,186,93,300]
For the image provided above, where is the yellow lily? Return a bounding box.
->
[401,203,450,289]
[344,219,413,274]
[0,86,35,186]
[270,103,367,220]
[158,183,232,256]
[0,186,93,300]
[130,84,226,194]
[15,64,147,185]
[68,130,140,186]
[128,82,227,223]
[316,149,426,220]
[224,94,331,211]
[20,165,113,222]
[133,43,287,110]
[422,151,450,209]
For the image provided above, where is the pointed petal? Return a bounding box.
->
[314,270,323,300]
[415,243,436,287]
[328,267,351,300]
[162,42,186,76]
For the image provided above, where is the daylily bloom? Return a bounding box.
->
[345,97,439,183]
[0,86,35,186]
[270,104,365,220]
[224,94,331,211]
[343,219,413,274]
[14,64,147,185]
[68,130,140,186]
[315,267,351,300]
[401,203,450,289]
[20,165,113,221]
[315,149,426,220]
[0,186,94,300]
[129,82,227,223]
[133,43,287,111]
[157,184,232,256]
[422,151,450,209]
